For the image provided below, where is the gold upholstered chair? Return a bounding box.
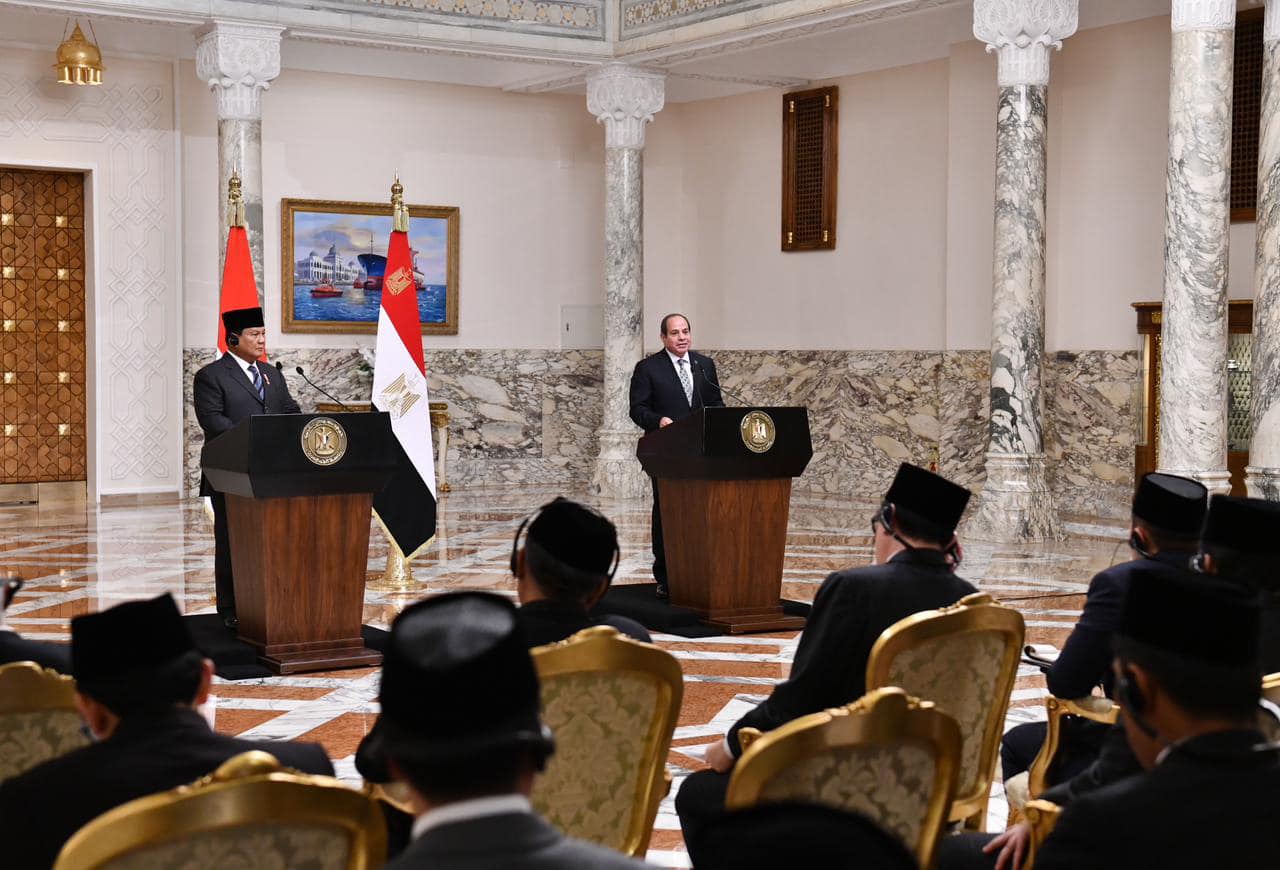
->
[1263,671,1280,706]
[725,687,961,868]
[1008,694,1121,810]
[53,751,387,870]
[866,592,1025,830]
[0,660,88,784]
[529,626,683,858]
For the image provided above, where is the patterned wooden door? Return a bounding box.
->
[0,169,86,483]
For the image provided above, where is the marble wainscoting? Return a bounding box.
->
[182,348,603,495]
[181,347,1139,517]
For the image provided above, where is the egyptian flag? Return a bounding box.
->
[216,226,265,360]
[371,225,437,557]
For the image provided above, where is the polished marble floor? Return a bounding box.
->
[0,485,1130,866]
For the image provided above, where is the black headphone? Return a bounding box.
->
[226,331,239,348]
[1115,664,1159,738]
[1129,529,1152,559]
[510,498,621,583]
[875,503,963,569]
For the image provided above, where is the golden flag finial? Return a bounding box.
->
[391,175,409,233]
[226,171,245,229]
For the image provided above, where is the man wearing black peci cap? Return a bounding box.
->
[374,591,646,869]
[1195,493,1280,671]
[0,594,331,869]
[1033,569,1280,869]
[999,472,1208,787]
[676,462,976,865]
[193,306,301,628]
[512,497,650,647]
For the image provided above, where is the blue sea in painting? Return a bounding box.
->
[293,285,447,324]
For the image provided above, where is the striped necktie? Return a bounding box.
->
[248,363,265,402]
[678,358,693,404]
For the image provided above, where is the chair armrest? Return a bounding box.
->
[738,728,763,754]
[1023,799,1062,870]
[1026,695,1119,798]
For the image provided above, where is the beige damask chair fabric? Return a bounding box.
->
[53,751,386,870]
[726,687,961,869]
[530,626,683,858]
[867,592,1025,830]
[0,660,88,784]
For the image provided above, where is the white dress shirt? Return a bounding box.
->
[666,349,694,402]
[409,794,533,842]
[227,352,263,391]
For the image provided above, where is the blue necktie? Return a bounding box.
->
[248,364,264,402]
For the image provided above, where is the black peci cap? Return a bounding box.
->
[1132,472,1208,535]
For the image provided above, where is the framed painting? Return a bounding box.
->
[280,198,459,335]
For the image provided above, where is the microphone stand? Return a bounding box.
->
[693,359,751,406]
[282,362,353,412]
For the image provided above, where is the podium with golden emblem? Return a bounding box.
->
[201,412,397,673]
[637,406,812,633]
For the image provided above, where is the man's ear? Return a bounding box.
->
[192,657,215,706]
[74,692,118,740]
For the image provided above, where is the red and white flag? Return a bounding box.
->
[371,215,437,557]
[215,225,265,360]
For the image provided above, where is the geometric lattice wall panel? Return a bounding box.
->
[0,49,178,494]
[0,169,85,483]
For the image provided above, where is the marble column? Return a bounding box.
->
[586,65,665,500]
[195,21,283,299]
[1158,0,1236,495]
[1249,0,1280,500]
[967,0,1076,542]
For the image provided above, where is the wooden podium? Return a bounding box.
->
[637,407,812,633]
[201,412,397,674]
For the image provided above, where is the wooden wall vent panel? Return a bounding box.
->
[782,86,837,251]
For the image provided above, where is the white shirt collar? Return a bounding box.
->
[665,348,690,366]
[409,794,532,842]
[226,351,258,378]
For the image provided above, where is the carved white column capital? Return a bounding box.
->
[586,65,665,149]
[195,21,284,121]
[1264,0,1280,43]
[1171,0,1236,32]
[973,0,1078,88]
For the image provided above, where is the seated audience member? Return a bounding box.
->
[1000,473,1206,785]
[512,497,650,647]
[0,594,333,870]
[0,573,70,672]
[676,462,974,865]
[1195,493,1280,671]
[1031,569,1280,869]
[694,803,919,870]
[374,591,648,869]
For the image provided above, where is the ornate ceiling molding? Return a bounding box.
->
[973,0,1077,88]
[586,64,665,148]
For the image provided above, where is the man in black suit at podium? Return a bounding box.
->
[628,313,724,599]
[193,307,301,628]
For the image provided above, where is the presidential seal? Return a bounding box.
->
[740,410,776,454]
[301,417,348,466]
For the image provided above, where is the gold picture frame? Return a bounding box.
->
[280,197,459,335]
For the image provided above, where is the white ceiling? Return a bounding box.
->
[0,0,1181,103]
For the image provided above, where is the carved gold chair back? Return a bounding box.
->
[530,626,683,858]
[866,592,1025,830]
[725,687,961,869]
[0,660,88,784]
[53,751,387,870]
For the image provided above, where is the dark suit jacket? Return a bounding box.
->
[517,599,652,648]
[628,350,724,433]
[0,630,71,673]
[1037,729,1280,870]
[0,707,333,869]
[727,549,977,754]
[193,353,301,496]
[384,811,648,870]
[1045,551,1193,700]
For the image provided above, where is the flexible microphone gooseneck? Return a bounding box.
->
[693,359,749,406]
[283,362,353,412]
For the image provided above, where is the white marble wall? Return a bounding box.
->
[1251,21,1280,499]
[182,347,1139,518]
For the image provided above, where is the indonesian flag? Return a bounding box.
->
[371,226,437,557]
[216,226,265,361]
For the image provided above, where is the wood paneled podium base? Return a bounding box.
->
[227,492,382,674]
[661,478,806,635]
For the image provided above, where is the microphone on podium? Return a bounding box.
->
[693,359,750,406]
[282,362,353,412]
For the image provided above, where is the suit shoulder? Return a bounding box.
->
[239,738,333,775]
[548,837,648,868]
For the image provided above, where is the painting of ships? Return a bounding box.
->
[357,252,427,292]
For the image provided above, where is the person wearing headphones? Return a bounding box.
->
[1000,472,1207,787]
[676,462,974,865]
[1033,568,1279,869]
[375,592,647,870]
[511,497,650,647]
[192,306,301,629]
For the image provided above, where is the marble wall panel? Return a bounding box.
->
[182,346,1139,518]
